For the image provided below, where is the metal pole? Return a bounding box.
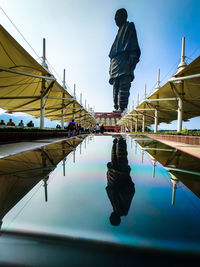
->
[79,109,81,125]
[84,113,86,130]
[154,69,160,92]
[142,115,145,132]
[73,150,76,163]
[135,116,138,132]
[137,93,139,106]
[177,37,187,73]
[152,159,156,178]
[154,109,158,133]
[135,142,137,155]
[40,79,45,129]
[63,158,66,176]
[72,84,76,121]
[170,175,179,205]
[141,149,144,163]
[61,102,65,130]
[73,84,76,99]
[41,38,48,69]
[177,97,183,132]
[40,38,48,129]
[61,69,66,130]
[80,93,82,105]
[43,177,48,202]
[143,84,147,100]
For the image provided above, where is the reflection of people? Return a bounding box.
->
[109,8,140,113]
[106,136,135,226]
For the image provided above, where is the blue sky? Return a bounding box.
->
[0,0,200,129]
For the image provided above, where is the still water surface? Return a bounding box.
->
[1,135,200,253]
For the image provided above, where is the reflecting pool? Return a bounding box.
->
[1,135,200,254]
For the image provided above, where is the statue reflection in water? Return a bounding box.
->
[106,136,135,226]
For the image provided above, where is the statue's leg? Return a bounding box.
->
[118,76,131,112]
[113,78,119,110]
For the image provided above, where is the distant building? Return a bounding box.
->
[94,112,121,132]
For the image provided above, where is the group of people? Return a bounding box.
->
[94,124,105,134]
[0,119,34,127]
[66,120,105,137]
[67,119,84,137]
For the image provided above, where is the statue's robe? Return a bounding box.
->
[109,22,140,85]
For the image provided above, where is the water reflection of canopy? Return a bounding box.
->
[0,25,95,124]
[0,137,84,221]
[134,137,200,198]
[119,56,200,127]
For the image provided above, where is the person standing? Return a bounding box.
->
[95,124,100,134]
[109,8,140,113]
[68,119,76,137]
[100,124,105,134]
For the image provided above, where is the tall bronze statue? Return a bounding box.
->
[109,8,140,113]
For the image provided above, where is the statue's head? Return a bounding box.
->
[115,8,128,28]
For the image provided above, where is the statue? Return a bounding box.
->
[109,8,141,113]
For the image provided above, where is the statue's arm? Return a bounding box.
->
[128,22,141,68]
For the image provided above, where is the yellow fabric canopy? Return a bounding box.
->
[0,25,95,125]
[120,56,200,127]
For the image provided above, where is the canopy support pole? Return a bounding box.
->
[72,84,76,120]
[177,80,184,132]
[40,79,45,129]
[142,115,145,132]
[154,109,158,133]
[61,69,66,130]
[177,97,183,132]
[135,116,138,132]
[131,118,134,132]
[40,38,48,129]
[61,99,65,130]
[177,37,187,73]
